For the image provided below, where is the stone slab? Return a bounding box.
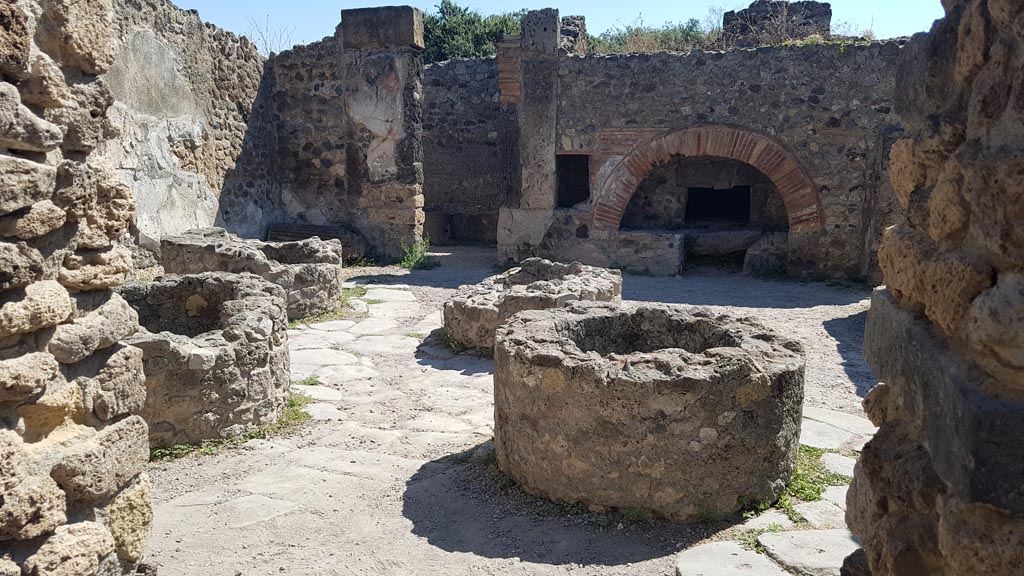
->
[314,364,380,384]
[803,407,877,436]
[306,403,346,421]
[214,494,299,529]
[363,288,416,302]
[821,453,856,477]
[794,500,847,529]
[289,348,360,367]
[741,508,796,531]
[349,318,399,336]
[296,385,346,402]
[675,541,789,576]
[759,529,862,576]
[348,335,421,356]
[822,485,848,510]
[367,301,421,320]
[800,419,852,451]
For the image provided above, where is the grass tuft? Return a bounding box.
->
[400,234,439,270]
[736,524,785,553]
[149,392,314,461]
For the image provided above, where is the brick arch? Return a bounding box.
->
[591,126,824,233]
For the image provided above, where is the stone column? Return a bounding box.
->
[342,6,426,260]
[1,1,152,573]
[845,1,1024,574]
[496,8,560,263]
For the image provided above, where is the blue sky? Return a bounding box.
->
[173,1,946,47]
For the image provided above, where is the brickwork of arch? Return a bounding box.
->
[591,126,824,233]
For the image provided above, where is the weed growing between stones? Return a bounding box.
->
[770,445,852,522]
[400,234,440,270]
[150,392,314,461]
[287,285,369,328]
[736,524,785,553]
[292,376,319,386]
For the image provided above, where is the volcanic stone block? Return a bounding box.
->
[160,227,344,320]
[119,272,291,448]
[494,302,805,521]
[443,258,622,351]
[340,6,424,50]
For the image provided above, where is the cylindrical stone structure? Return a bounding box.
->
[443,258,622,351]
[494,302,805,521]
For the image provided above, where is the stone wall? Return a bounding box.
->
[847,0,1024,573]
[724,0,833,47]
[1,0,151,573]
[423,57,503,244]
[497,10,903,279]
[265,7,425,259]
[98,0,272,243]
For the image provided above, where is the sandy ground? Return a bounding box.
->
[144,246,877,575]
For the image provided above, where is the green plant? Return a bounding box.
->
[149,392,314,461]
[786,445,851,502]
[423,0,524,63]
[287,285,370,328]
[400,234,439,270]
[736,524,785,553]
[293,376,319,386]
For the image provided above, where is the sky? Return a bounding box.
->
[173,0,946,48]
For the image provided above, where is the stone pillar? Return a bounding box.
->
[1,1,152,573]
[846,1,1024,574]
[341,6,426,260]
[496,8,559,263]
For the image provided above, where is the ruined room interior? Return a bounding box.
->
[1,0,1020,575]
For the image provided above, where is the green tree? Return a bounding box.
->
[423,0,524,63]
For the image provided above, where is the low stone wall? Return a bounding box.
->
[846,1,1024,573]
[443,258,622,351]
[493,302,805,521]
[160,228,343,320]
[119,273,290,448]
[423,57,504,244]
[1,1,151,572]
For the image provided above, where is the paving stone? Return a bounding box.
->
[402,413,475,433]
[758,529,862,576]
[306,403,346,421]
[314,364,380,384]
[800,419,852,451]
[741,508,796,531]
[409,311,443,334]
[822,485,849,510]
[288,331,356,351]
[349,318,399,335]
[282,448,424,483]
[348,298,369,313]
[821,453,856,477]
[348,335,421,356]
[367,301,421,319]
[214,495,298,528]
[675,541,789,576]
[802,407,876,436]
[363,288,416,302]
[794,500,847,529]
[289,348,360,367]
[307,320,356,332]
[295,385,346,402]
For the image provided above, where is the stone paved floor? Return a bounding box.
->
[146,247,878,576]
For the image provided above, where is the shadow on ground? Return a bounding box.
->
[413,331,494,376]
[346,246,497,290]
[401,442,729,566]
[623,268,871,309]
[823,310,878,397]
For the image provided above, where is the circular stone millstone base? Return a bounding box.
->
[443,258,622,351]
[493,301,806,522]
